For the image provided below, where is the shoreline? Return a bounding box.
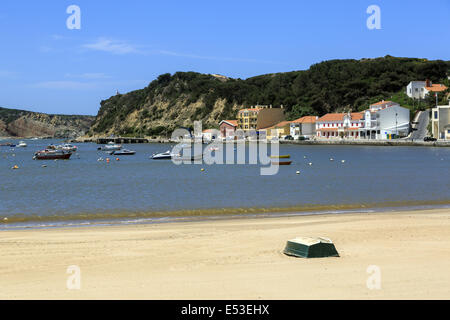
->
[1,207,449,299]
[2,200,450,231]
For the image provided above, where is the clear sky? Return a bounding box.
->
[0,0,449,115]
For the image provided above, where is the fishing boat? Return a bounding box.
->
[98,141,122,151]
[270,154,290,159]
[108,149,136,155]
[271,160,292,166]
[16,141,27,148]
[151,150,180,160]
[33,149,72,160]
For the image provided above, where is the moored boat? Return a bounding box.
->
[151,150,180,160]
[271,160,292,165]
[16,141,27,148]
[56,143,77,152]
[108,149,136,155]
[33,149,72,160]
[270,154,290,159]
[98,141,122,151]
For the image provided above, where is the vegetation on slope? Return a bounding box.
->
[89,56,450,137]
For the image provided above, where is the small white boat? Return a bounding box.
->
[98,141,122,151]
[108,149,136,156]
[151,150,179,160]
[16,141,27,148]
[56,143,77,152]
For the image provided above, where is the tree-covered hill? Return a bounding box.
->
[89,56,450,137]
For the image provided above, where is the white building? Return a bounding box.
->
[316,100,410,140]
[407,80,448,99]
[361,101,410,139]
[431,103,450,140]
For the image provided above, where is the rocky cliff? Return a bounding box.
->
[0,107,95,139]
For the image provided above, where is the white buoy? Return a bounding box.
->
[341,160,346,163]
[308,162,313,166]
[330,158,334,161]
[3,217,8,222]
[296,171,300,175]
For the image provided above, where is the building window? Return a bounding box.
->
[434,111,438,119]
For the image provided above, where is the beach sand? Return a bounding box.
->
[1,208,450,300]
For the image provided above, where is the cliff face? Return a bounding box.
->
[0,107,95,138]
[88,56,450,137]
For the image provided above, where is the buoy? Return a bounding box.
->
[201,168,205,172]
[308,162,313,166]
[303,156,307,159]
[3,217,8,222]
[116,158,120,161]
[330,158,334,161]
[41,165,47,168]
[341,160,346,163]
[296,171,300,175]
[12,165,19,170]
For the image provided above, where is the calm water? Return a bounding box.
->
[0,139,449,228]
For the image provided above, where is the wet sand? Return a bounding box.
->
[1,208,450,299]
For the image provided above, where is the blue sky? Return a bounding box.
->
[0,0,449,115]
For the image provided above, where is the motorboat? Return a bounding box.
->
[108,149,136,156]
[16,141,27,148]
[151,150,180,160]
[98,141,122,151]
[33,149,72,160]
[56,143,77,152]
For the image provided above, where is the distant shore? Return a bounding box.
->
[72,136,450,148]
[1,207,449,299]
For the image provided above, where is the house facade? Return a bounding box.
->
[236,106,285,132]
[290,116,318,139]
[316,112,364,139]
[362,101,410,139]
[219,120,237,139]
[407,80,448,99]
[431,103,450,140]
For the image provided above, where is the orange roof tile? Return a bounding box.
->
[292,116,317,124]
[317,112,364,122]
[220,120,238,127]
[425,84,448,92]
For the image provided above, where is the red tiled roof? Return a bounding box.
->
[220,120,238,127]
[317,112,364,122]
[371,100,392,106]
[292,116,317,124]
[425,84,448,92]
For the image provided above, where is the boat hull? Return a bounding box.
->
[33,153,72,160]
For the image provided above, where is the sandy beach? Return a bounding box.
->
[1,208,450,300]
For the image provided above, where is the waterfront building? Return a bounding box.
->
[316,101,410,140]
[236,105,285,132]
[361,101,410,139]
[316,112,364,139]
[431,103,450,140]
[219,120,238,139]
[290,116,318,139]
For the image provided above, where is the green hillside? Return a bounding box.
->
[89,56,450,137]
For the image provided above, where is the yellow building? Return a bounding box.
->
[237,105,285,132]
